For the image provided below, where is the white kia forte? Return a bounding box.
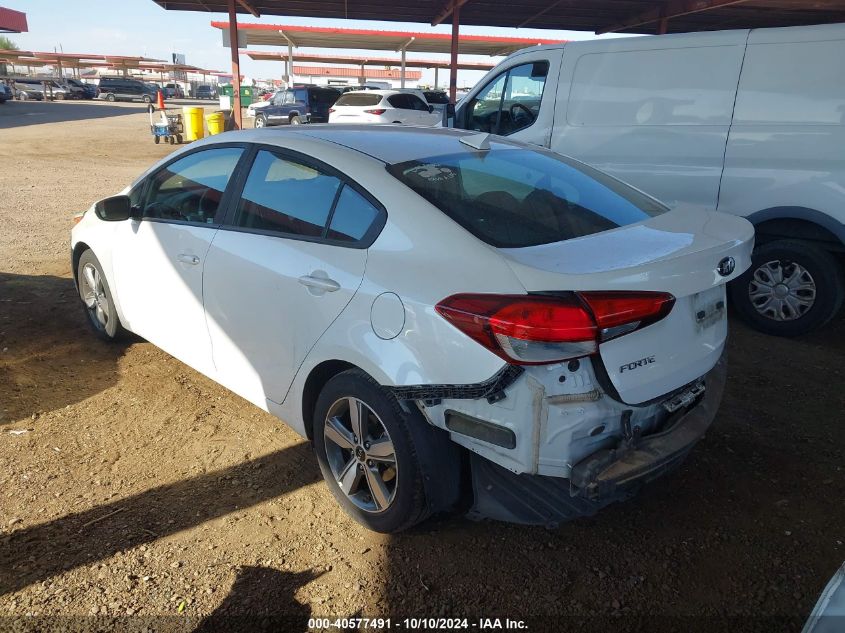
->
[71,126,754,533]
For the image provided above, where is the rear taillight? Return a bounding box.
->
[435,292,675,365]
[364,108,386,115]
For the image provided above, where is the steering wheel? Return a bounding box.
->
[509,103,536,124]
[145,200,184,221]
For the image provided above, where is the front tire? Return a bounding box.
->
[254,114,267,128]
[730,239,844,337]
[290,115,302,125]
[106,93,115,102]
[77,250,126,342]
[142,95,151,104]
[313,369,433,533]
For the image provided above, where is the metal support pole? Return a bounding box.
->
[434,66,439,89]
[228,0,243,129]
[288,43,294,88]
[401,47,406,88]
[359,64,365,85]
[449,4,460,104]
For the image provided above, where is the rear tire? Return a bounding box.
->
[290,115,302,125]
[254,114,267,128]
[77,250,126,342]
[106,93,115,102]
[142,95,151,104]
[312,369,434,533]
[730,239,844,337]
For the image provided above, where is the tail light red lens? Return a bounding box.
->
[435,292,675,365]
[364,108,386,115]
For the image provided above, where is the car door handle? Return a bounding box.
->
[176,254,200,265]
[298,275,340,292]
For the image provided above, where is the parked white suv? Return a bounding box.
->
[329,90,440,126]
[450,22,845,337]
[71,126,752,532]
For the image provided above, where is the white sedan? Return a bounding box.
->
[71,126,753,533]
[328,90,440,126]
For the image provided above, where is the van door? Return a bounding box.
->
[454,50,563,147]
[551,31,748,210]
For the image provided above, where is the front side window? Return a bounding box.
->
[407,95,429,111]
[234,150,341,238]
[387,94,410,110]
[387,148,667,248]
[143,147,244,224]
[465,61,549,136]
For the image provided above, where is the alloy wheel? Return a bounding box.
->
[748,259,816,321]
[323,397,397,513]
[81,263,110,331]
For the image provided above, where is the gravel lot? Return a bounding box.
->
[0,99,843,632]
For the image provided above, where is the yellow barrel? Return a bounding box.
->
[205,111,226,136]
[182,106,205,141]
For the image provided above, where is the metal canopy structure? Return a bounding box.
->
[246,50,495,71]
[211,22,564,55]
[0,6,27,33]
[152,0,845,128]
[245,50,494,88]
[0,50,166,77]
[155,1,845,35]
[293,65,423,81]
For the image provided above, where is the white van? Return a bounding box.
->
[451,23,845,337]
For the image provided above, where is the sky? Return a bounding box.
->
[2,0,626,86]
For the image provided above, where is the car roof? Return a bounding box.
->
[203,125,526,165]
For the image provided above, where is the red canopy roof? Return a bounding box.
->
[0,6,27,33]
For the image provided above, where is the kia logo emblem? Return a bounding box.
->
[717,257,736,277]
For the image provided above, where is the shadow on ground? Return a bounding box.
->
[0,100,150,129]
[0,444,321,597]
[0,273,130,425]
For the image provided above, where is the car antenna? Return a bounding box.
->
[459,132,491,151]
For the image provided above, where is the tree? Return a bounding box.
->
[0,35,18,51]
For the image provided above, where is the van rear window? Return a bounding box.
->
[387,148,668,248]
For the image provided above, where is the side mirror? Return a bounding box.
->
[428,104,434,113]
[94,195,132,222]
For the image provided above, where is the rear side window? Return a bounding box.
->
[388,94,411,109]
[327,186,382,243]
[387,148,667,248]
[143,147,244,224]
[235,150,341,238]
[336,93,382,107]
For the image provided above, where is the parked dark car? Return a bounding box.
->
[195,84,216,100]
[66,77,96,99]
[97,77,159,103]
[0,83,11,103]
[253,86,340,127]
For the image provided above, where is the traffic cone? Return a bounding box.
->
[156,90,165,110]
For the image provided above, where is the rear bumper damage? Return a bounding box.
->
[467,354,726,525]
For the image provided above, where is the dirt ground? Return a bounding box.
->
[0,99,843,633]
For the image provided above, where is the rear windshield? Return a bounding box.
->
[387,148,668,248]
[335,93,383,107]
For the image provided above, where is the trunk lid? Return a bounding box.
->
[499,207,754,404]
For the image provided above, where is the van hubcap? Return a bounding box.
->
[323,397,397,513]
[748,259,816,322]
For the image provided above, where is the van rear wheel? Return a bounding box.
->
[730,239,844,337]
